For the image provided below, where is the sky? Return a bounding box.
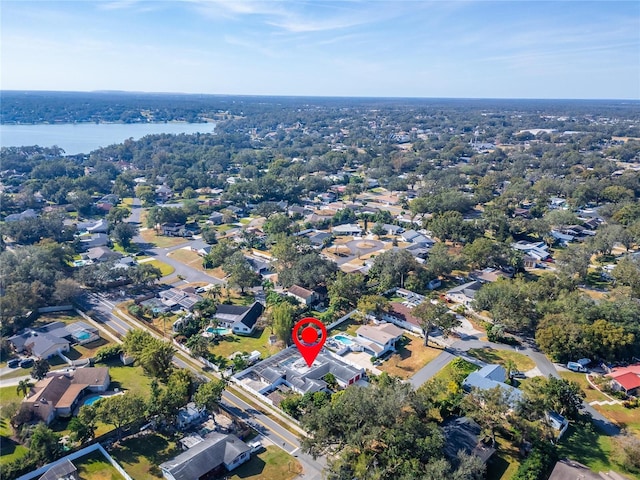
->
[1,0,639,99]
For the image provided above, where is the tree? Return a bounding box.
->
[271,302,295,345]
[53,278,83,303]
[328,272,368,311]
[370,248,421,291]
[106,206,131,226]
[28,423,62,464]
[370,222,386,238]
[356,295,389,318]
[31,359,50,380]
[95,393,146,440]
[613,255,640,296]
[461,386,514,446]
[111,222,138,249]
[521,376,585,420]
[123,330,175,380]
[413,300,454,345]
[425,242,457,277]
[428,210,478,244]
[68,415,95,444]
[193,379,226,413]
[223,251,260,294]
[201,226,218,245]
[17,379,33,398]
[186,335,210,358]
[263,213,292,235]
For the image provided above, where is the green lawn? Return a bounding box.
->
[227,446,301,480]
[466,347,536,372]
[111,433,178,480]
[75,450,126,480]
[209,328,282,360]
[0,368,32,381]
[328,318,361,337]
[559,371,611,404]
[557,422,639,479]
[432,358,478,384]
[97,361,154,398]
[145,259,175,277]
[486,436,521,480]
[0,387,28,467]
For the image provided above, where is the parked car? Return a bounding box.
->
[510,371,526,379]
[7,358,20,368]
[567,361,587,373]
[19,358,34,368]
[247,439,263,453]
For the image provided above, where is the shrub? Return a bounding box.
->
[513,442,558,480]
[94,344,122,363]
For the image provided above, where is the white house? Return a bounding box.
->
[332,223,362,236]
[176,402,207,429]
[355,323,404,358]
[446,281,482,307]
[286,285,317,306]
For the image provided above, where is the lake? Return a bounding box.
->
[0,122,216,155]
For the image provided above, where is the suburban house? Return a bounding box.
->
[5,208,38,222]
[462,364,523,407]
[161,222,187,237]
[511,240,550,262]
[208,211,224,225]
[235,348,365,399]
[286,285,318,306]
[190,240,212,257]
[355,323,404,358]
[469,268,513,284]
[446,281,482,307]
[307,231,333,247]
[176,402,207,430]
[76,218,108,234]
[332,223,362,236]
[380,302,423,334]
[8,321,100,360]
[77,233,109,250]
[156,184,173,201]
[607,364,640,396]
[400,230,434,246]
[38,459,79,480]
[548,459,630,480]
[20,367,110,424]
[379,224,404,236]
[160,433,250,480]
[551,230,574,245]
[214,302,264,335]
[159,288,203,312]
[84,246,123,263]
[442,417,496,465]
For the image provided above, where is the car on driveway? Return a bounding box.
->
[19,358,34,368]
[7,358,20,368]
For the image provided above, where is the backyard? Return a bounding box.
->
[75,450,126,480]
[208,328,282,360]
[110,432,178,480]
[138,229,189,249]
[226,446,302,480]
[0,386,29,467]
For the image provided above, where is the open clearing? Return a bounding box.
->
[380,336,443,379]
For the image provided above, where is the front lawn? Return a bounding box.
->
[111,433,178,480]
[557,422,638,479]
[592,403,640,437]
[559,371,611,404]
[144,259,175,277]
[226,446,301,480]
[75,450,126,480]
[138,230,188,249]
[167,248,207,272]
[486,436,521,480]
[466,347,535,372]
[380,336,443,379]
[209,328,282,360]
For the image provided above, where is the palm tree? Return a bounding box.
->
[17,379,33,398]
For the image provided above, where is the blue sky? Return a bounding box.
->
[2,1,639,99]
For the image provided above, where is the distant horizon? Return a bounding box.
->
[2,2,638,100]
[2,89,639,103]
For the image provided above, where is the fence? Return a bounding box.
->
[15,443,133,480]
[325,309,358,331]
[37,305,74,314]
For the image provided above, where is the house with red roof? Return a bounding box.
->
[607,364,640,396]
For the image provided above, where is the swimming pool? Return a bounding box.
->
[83,396,105,406]
[75,332,91,340]
[206,327,231,335]
[333,334,354,346]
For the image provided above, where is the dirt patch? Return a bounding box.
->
[355,241,376,249]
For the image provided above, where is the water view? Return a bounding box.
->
[0,122,216,155]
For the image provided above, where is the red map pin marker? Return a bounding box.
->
[292,317,327,367]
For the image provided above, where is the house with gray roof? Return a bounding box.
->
[38,458,78,480]
[160,433,250,480]
[235,347,365,397]
[446,281,482,306]
[9,330,70,360]
[462,364,523,407]
[214,302,264,335]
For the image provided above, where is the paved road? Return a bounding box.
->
[75,292,325,478]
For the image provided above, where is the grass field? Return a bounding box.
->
[167,248,207,272]
[486,436,521,480]
[380,336,443,379]
[466,347,536,372]
[592,403,640,437]
[144,259,175,277]
[557,422,639,479]
[111,433,178,480]
[209,328,282,360]
[227,446,301,480]
[329,318,361,336]
[559,371,611,403]
[138,229,188,249]
[75,450,126,480]
[0,386,28,466]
